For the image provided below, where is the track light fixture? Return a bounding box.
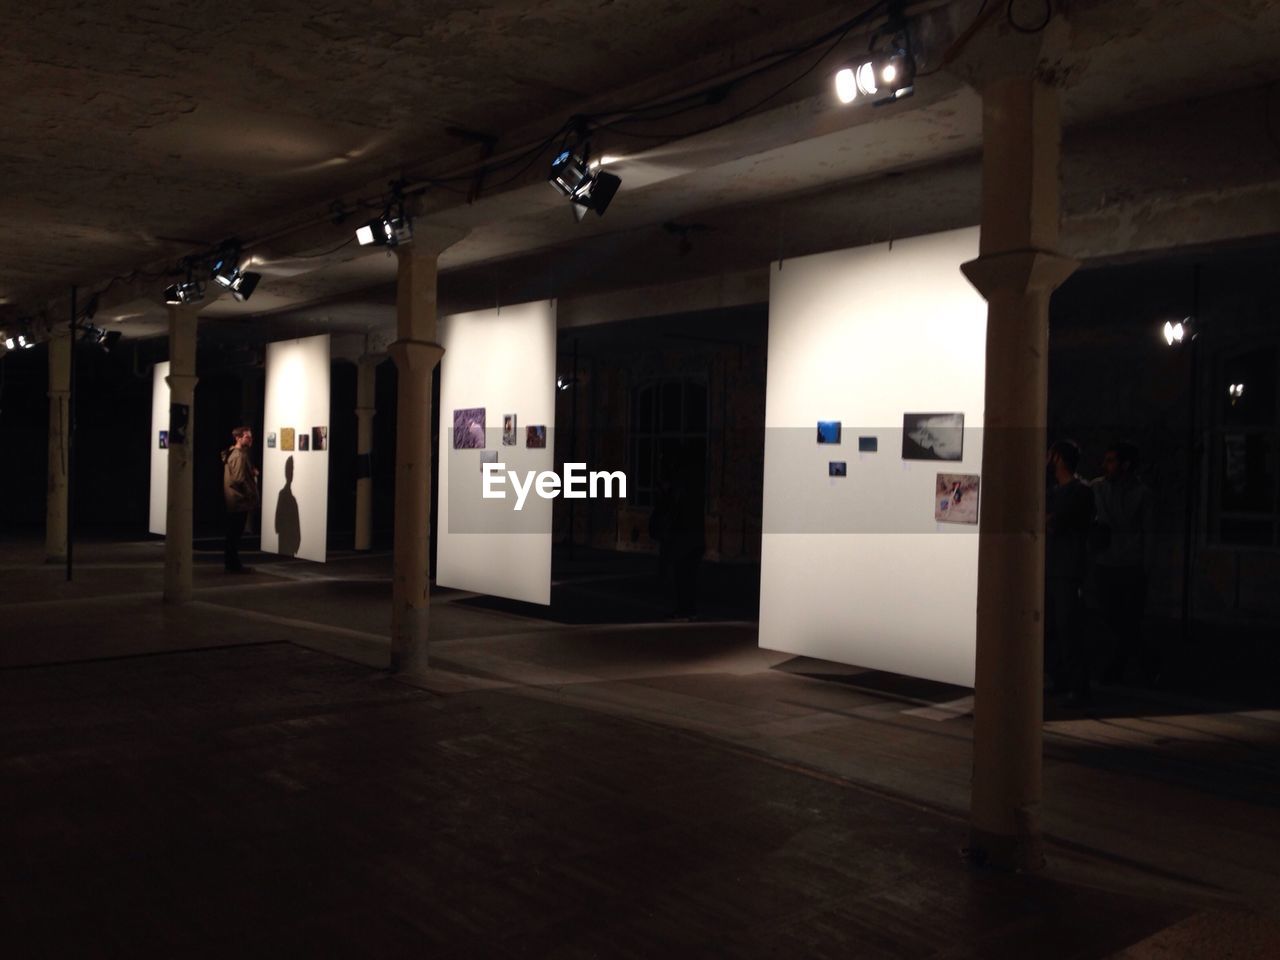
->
[356,185,413,247]
[549,132,621,222]
[164,279,205,306]
[1162,317,1192,346]
[834,5,915,107]
[79,323,123,352]
[208,243,262,302]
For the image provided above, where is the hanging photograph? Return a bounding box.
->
[158,430,168,450]
[935,473,980,524]
[816,421,841,444]
[858,436,878,453]
[902,412,964,461]
[480,450,499,472]
[526,424,547,449]
[828,461,847,477]
[312,426,328,451]
[281,427,295,452]
[299,433,310,451]
[502,413,518,446]
[453,407,487,449]
[267,432,277,449]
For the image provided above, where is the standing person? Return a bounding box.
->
[1045,440,1095,703]
[221,426,259,573]
[1091,440,1154,684]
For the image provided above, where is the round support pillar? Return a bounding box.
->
[163,305,200,604]
[354,355,379,552]
[45,329,72,563]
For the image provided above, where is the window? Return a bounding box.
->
[630,378,708,507]
[1211,345,1279,547]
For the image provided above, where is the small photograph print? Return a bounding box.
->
[480,450,499,472]
[902,413,964,461]
[267,432,277,449]
[502,413,518,446]
[281,427,296,452]
[453,407,487,449]
[158,430,168,450]
[299,433,310,452]
[526,425,547,449]
[858,436,878,453]
[312,426,328,451]
[816,421,842,444]
[828,461,847,477]
[935,473,980,524]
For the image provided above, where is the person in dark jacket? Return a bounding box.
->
[1046,439,1095,703]
[221,426,259,572]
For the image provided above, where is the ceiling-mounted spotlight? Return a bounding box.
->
[1162,318,1191,346]
[228,270,261,302]
[357,186,413,247]
[164,280,205,306]
[18,334,34,349]
[549,140,621,222]
[3,334,14,350]
[356,213,413,247]
[834,49,915,106]
[210,244,242,288]
[835,5,916,108]
[79,324,123,352]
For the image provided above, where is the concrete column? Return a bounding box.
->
[961,75,1078,871]
[354,355,379,552]
[389,241,452,672]
[45,328,72,563]
[163,305,200,604]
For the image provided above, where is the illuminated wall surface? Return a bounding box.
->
[261,334,331,564]
[436,300,556,605]
[760,227,986,686]
[148,361,170,536]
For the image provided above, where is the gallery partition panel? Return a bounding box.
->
[760,227,986,687]
[437,300,556,605]
[148,361,170,535]
[261,334,331,563]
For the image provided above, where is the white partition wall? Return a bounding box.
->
[261,334,331,563]
[148,361,170,535]
[437,300,556,605]
[760,227,986,687]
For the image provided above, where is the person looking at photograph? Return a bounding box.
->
[221,426,260,573]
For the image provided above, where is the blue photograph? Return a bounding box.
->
[816,421,841,444]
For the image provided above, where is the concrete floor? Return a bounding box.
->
[3,538,1279,957]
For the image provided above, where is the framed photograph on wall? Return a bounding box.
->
[526,425,547,449]
[902,413,964,461]
[935,473,980,524]
[299,433,310,451]
[502,413,518,446]
[158,430,168,450]
[312,426,328,451]
[267,432,277,449]
[817,421,841,444]
[828,461,847,477]
[858,436,878,453]
[453,407,486,449]
[281,427,295,451]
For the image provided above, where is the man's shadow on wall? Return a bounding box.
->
[275,455,301,558]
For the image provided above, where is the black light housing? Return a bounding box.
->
[549,146,621,221]
[210,245,242,288]
[164,280,205,305]
[834,49,915,106]
[229,271,261,302]
[356,206,413,247]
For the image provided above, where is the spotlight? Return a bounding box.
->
[1228,383,1245,402]
[549,147,621,221]
[210,246,242,288]
[1162,318,1188,346]
[356,211,412,247]
[164,280,205,306]
[556,375,576,392]
[229,271,261,302]
[834,49,915,106]
[18,334,33,349]
[3,335,13,351]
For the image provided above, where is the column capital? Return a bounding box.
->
[961,249,1078,301]
[164,373,200,390]
[388,339,444,376]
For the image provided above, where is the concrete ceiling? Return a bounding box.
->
[4,0,1280,342]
